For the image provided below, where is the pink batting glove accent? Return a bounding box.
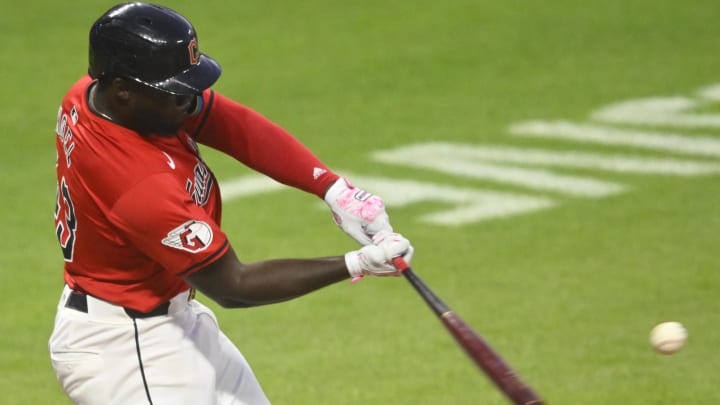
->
[325,178,392,246]
[334,182,384,224]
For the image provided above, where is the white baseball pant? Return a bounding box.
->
[49,285,271,405]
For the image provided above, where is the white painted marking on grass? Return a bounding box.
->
[697,83,720,101]
[373,146,624,197]
[375,143,720,176]
[510,120,720,157]
[220,174,554,225]
[219,175,285,199]
[592,96,720,129]
[334,174,555,225]
[219,83,720,227]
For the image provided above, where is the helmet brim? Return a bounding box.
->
[143,54,221,96]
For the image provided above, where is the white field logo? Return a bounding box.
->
[162,220,213,252]
[220,83,720,226]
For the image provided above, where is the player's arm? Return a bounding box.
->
[184,90,338,196]
[184,90,395,245]
[184,249,347,307]
[184,233,413,308]
[111,174,413,308]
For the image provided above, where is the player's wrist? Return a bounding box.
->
[344,251,364,278]
[323,177,347,203]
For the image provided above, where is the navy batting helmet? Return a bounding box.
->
[88,2,221,95]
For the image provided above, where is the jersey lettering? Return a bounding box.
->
[56,107,76,168]
[70,105,79,125]
[185,161,213,206]
[55,177,77,262]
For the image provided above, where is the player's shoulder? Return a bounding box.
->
[56,76,183,204]
[80,133,174,178]
[68,135,178,206]
[59,76,167,166]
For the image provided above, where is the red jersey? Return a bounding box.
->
[54,75,338,312]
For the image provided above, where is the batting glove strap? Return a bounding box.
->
[324,178,392,246]
[344,250,366,278]
[344,232,413,277]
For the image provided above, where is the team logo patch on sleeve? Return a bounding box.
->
[162,220,213,253]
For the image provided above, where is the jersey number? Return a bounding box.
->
[55,177,77,262]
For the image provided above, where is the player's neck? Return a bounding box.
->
[88,82,118,124]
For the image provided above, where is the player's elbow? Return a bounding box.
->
[211,295,256,308]
[190,278,259,308]
[184,247,259,308]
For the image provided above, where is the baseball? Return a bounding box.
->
[649,322,687,355]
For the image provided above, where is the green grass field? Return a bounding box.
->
[3,1,720,403]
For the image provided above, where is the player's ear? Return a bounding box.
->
[111,78,132,102]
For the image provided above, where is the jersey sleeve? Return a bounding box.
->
[109,173,230,277]
[184,90,339,197]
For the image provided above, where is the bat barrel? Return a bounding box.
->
[440,311,545,405]
[392,257,544,405]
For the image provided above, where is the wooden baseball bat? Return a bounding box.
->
[392,257,545,405]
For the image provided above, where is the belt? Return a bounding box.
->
[65,290,170,319]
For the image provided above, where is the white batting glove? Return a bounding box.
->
[324,178,393,245]
[344,232,414,278]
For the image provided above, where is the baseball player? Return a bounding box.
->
[49,3,413,405]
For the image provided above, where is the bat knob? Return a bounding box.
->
[392,257,409,271]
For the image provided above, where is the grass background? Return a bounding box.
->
[2,0,719,404]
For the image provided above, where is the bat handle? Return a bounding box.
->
[392,256,410,271]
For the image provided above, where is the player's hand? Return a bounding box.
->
[324,178,392,245]
[345,232,414,277]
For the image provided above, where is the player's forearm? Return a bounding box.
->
[219,258,349,308]
[185,248,350,308]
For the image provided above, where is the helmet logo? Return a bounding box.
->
[188,38,200,65]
